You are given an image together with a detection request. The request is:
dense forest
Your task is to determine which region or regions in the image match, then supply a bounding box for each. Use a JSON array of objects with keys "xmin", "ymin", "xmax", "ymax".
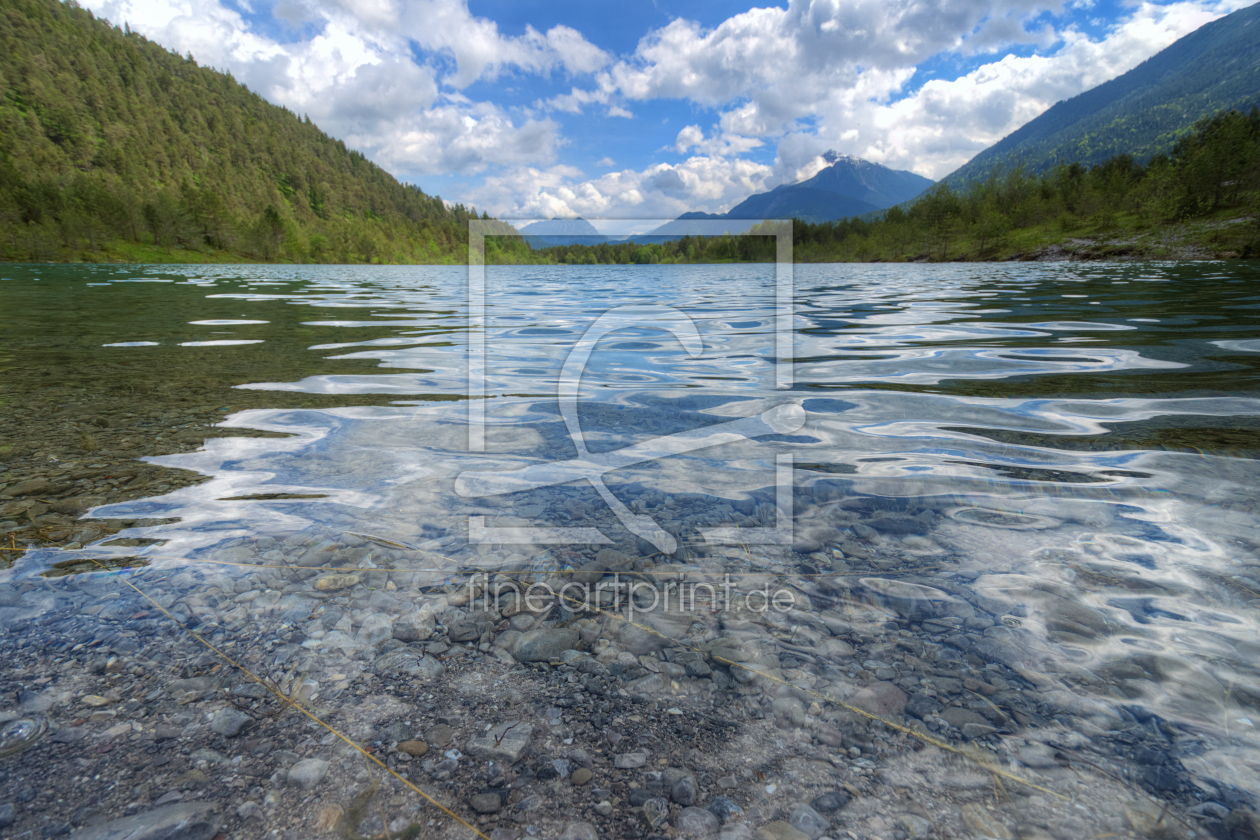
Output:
[
  {"xmin": 521, "ymin": 108, "xmax": 1260, "ymax": 265},
  {"xmin": 0, "ymin": 0, "xmax": 532, "ymax": 264}
]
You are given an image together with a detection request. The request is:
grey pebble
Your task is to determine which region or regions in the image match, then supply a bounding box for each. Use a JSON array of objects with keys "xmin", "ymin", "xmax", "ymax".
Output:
[
  {"xmin": 467, "ymin": 722, "xmax": 534, "ymax": 764},
  {"xmin": 393, "ymin": 611, "xmax": 435, "ymax": 642},
  {"xmin": 514, "ymin": 628, "xmax": 580, "ymax": 663},
  {"xmin": 469, "ymin": 793, "xmax": 503, "ymax": 814},
  {"xmin": 677, "ymin": 806, "xmax": 720, "ymax": 837},
  {"xmin": 896, "ymin": 814, "xmax": 933, "ymax": 838},
  {"xmin": 707, "ymin": 797, "xmax": 744, "ymax": 821},
  {"xmin": 788, "ymin": 803, "xmax": 830, "ymax": 840},
  {"xmin": 809, "ymin": 791, "xmax": 850, "ymax": 813},
  {"xmin": 209, "ymin": 708, "xmax": 252, "ymax": 737},
  {"xmin": 558, "ymin": 822, "xmax": 600, "ymax": 840},
  {"xmin": 673, "ymin": 773, "xmax": 698, "ymax": 806},
  {"xmin": 70, "ymin": 802, "xmax": 220, "ymax": 840},
  {"xmin": 287, "ymin": 758, "xmax": 329, "ymax": 790}
]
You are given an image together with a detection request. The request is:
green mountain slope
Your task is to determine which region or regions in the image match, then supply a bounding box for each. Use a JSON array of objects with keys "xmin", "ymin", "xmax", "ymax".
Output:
[
  {"xmin": 0, "ymin": 0, "xmax": 522, "ymax": 263},
  {"xmin": 946, "ymin": 1, "xmax": 1260, "ymax": 185}
]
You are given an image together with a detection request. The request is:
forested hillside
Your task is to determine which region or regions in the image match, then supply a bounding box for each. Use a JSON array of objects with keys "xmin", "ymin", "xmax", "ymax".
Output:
[
  {"xmin": 0, "ymin": 0, "xmax": 529, "ymax": 263},
  {"xmin": 946, "ymin": 1, "xmax": 1260, "ymax": 185}
]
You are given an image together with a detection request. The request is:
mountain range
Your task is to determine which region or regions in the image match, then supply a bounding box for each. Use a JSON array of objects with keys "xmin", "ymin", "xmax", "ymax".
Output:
[
  {"xmin": 516, "ymin": 153, "xmax": 935, "ymax": 248},
  {"xmin": 725, "ymin": 152, "xmax": 934, "ymax": 221},
  {"xmin": 945, "ymin": 1, "xmax": 1260, "ymax": 185},
  {"xmin": 517, "ymin": 218, "xmax": 609, "ymax": 247},
  {"xmin": 624, "ymin": 2, "xmax": 1260, "ymax": 240},
  {"xmin": 623, "ymin": 153, "xmax": 934, "ymax": 244}
]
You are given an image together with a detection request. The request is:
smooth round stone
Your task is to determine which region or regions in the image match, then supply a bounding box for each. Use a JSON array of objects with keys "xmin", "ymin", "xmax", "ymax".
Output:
[
  {"xmin": 399, "ymin": 740, "xmax": 429, "ymax": 757},
  {"xmin": 313, "ymin": 574, "xmax": 360, "ymax": 592},
  {"xmin": 572, "ymin": 767, "xmax": 593, "ymax": 785},
  {"xmin": 848, "ymin": 679, "xmax": 908, "ymax": 717},
  {"xmin": 425, "ymin": 724, "xmax": 455, "ymax": 747},
  {"xmin": 810, "ymin": 791, "xmax": 851, "ymax": 813},
  {"xmin": 858, "ymin": 577, "xmax": 956, "ymax": 619},
  {"xmin": 677, "ymin": 806, "xmax": 720, "ymax": 836},
  {"xmin": 558, "ymin": 822, "xmax": 599, "ymax": 840},
  {"xmin": 469, "ymin": 793, "xmax": 502, "ymax": 814},
  {"xmin": 514, "ymin": 628, "xmax": 580, "ymax": 663},
  {"xmin": 287, "ymin": 758, "xmax": 329, "ymax": 790}
]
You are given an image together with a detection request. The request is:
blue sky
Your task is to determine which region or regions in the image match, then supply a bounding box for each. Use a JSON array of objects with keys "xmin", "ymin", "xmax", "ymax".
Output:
[{"xmin": 84, "ymin": 0, "xmax": 1247, "ymax": 222}]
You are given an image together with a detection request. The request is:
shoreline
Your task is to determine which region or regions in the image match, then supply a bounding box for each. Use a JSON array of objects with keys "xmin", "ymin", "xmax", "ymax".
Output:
[{"xmin": 2, "ymin": 215, "xmax": 1255, "ymax": 267}]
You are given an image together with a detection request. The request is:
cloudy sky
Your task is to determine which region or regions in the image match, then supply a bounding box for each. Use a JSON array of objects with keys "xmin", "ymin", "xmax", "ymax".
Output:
[{"xmin": 84, "ymin": 0, "xmax": 1248, "ymax": 221}]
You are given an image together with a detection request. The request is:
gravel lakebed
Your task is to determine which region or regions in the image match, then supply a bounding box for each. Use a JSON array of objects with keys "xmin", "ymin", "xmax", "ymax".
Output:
[{"xmin": 2, "ymin": 497, "xmax": 1258, "ymax": 840}]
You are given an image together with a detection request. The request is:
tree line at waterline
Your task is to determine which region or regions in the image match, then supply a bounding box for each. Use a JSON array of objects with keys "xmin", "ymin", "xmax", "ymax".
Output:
[{"xmin": 521, "ymin": 108, "xmax": 1260, "ymax": 265}]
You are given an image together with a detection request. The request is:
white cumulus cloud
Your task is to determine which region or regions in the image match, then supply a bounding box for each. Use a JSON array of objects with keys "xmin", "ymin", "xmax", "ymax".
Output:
[
  {"xmin": 80, "ymin": 0, "xmax": 1255, "ymax": 215},
  {"xmin": 467, "ymin": 156, "xmax": 777, "ymax": 221}
]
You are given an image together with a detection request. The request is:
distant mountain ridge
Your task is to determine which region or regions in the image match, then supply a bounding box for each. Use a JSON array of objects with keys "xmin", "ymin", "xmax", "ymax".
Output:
[
  {"xmin": 725, "ymin": 152, "xmax": 933, "ymax": 221},
  {"xmin": 631, "ymin": 153, "xmax": 934, "ymax": 242},
  {"xmin": 946, "ymin": 1, "xmax": 1260, "ymax": 185},
  {"xmin": 517, "ymin": 217, "xmax": 611, "ymax": 248}
]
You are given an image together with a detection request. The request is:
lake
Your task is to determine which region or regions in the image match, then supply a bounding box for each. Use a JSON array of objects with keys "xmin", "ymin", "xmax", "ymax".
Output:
[{"xmin": 2, "ymin": 261, "xmax": 1260, "ymax": 839}]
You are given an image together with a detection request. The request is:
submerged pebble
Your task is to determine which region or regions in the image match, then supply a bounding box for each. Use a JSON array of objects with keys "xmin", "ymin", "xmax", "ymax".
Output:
[{"xmin": 0, "ymin": 715, "xmax": 48, "ymax": 757}]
